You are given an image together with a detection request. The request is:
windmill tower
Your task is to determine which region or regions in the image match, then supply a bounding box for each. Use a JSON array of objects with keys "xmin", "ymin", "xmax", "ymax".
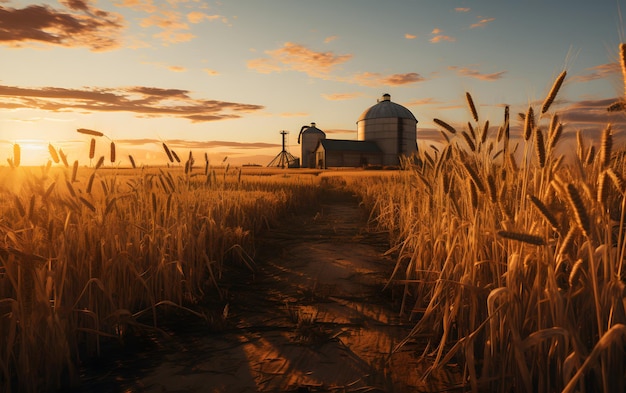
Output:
[{"xmin": 267, "ymin": 130, "xmax": 297, "ymax": 168}]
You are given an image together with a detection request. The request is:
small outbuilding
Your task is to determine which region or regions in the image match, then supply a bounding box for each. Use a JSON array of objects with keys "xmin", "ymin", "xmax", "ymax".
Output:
[
  {"xmin": 314, "ymin": 139, "xmax": 382, "ymax": 169},
  {"xmin": 297, "ymin": 122, "xmax": 326, "ymax": 168}
]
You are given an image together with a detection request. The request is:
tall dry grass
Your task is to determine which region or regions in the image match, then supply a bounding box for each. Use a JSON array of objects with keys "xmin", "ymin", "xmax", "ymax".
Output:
[
  {"xmin": 347, "ymin": 72, "xmax": 626, "ymax": 391},
  {"xmin": 0, "ymin": 160, "xmax": 321, "ymax": 392}
]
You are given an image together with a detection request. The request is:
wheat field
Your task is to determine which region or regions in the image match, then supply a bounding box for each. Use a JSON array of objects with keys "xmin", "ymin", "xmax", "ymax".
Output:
[
  {"xmin": 1, "ymin": 56, "xmax": 626, "ymax": 393},
  {"xmin": 0, "ymin": 158, "xmax": 321, "ymax": 392},
  {"xmin": 344, "ymin": 74, "xmax": 626, "ymax": 391}
]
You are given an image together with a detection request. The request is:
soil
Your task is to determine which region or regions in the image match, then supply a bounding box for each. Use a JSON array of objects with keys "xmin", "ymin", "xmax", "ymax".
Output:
[{"xmin": 77, "ymin": 186, "xmax": 460, "ymax": 392}]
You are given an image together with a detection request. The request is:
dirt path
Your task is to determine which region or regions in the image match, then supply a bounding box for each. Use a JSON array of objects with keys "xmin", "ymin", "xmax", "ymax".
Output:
[{"xmin": 78, "ymin": 187, "xmax": 455, "ymax": 392}]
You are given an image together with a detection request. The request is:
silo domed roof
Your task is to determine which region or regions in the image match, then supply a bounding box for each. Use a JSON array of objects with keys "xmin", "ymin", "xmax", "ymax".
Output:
[
  {"xmin": 298, "ymin": 122, "xmax": 325, "ymax": 144},
  {"xmin": 357, "ymin": 93, "xmax": 417, "ymax": 122},
  {"xmin": 302, "ymin": 122, "xmax": 325, "ymax": 135}
]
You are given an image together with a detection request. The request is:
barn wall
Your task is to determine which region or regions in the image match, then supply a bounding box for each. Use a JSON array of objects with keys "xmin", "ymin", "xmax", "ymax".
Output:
[{"xmin": 324, "ymin": 151, "xmax": 382, "ymax": 168}]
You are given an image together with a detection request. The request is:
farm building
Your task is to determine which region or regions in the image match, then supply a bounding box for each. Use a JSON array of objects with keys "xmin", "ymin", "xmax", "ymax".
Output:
[
  {"xmin": 297, "ymin": 122, "xmax": 325, "ymax": 168},
  {"xmin": 314, "ymin": 139, "xmax": 383, "ymax": 168},
  {"xmin": 301, "ymin": 94, "xmax": 418, "ymax": 169}
]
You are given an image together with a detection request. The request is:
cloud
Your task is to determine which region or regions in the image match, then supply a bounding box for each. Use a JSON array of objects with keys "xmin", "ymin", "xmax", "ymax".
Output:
[
  {"xmin": 449, "ymin": 66, "xmax": 505, "ymax": 81},
  {"xmin": 203, "ymin": 68, "xmax": 219, "ymax": 76},
  {"xmin": 405, "ymin": 33, "xmax": 417, "ymax": 40},
  {"xmin": 278, "ymin": 112, "xmax": 309, "ymax": 118},
  {"xmin": 455, "ymin": 7, "xmax": 471, "ymax": 12},
  {"xmin": 353, "ymin": 72, "xmax": 425, "ymax": 86},
  {"xmin": 405, "ymin": 97, "xmax": 442, "ymax": 106},
  {"xmin": 247, "ymin": 42, "xmax": 352, "ymax": 77},
  {"xmin": 470, "ymin": 17, "xmax": 495, "ymax": 29},
  {"xmin": 321, "ymin": 92, "xmax": 364, "ymax": 101},
  {"xmin": 572, "ymin": 62, "xmax": 620, "ymax": 82},
  {"xmin": 140, "ymin": 10, "xmax": 195, "ymax": 44},
  {"xmin": 324, "ymin": 35, "xmax": 338, "ymax": 43},
  {"xmin": 0, "ymin": 2, "xmax": 123, "ymax": 51},
  {"xmin": 117, "ymin": 138, "xmax": 280, "ymax": 150},
  {"xmin": 114, "ymin": 0, "xmax": 157, "ymax": 13},
  {"xmin": 430, "ymin": 28, "xmax": 455, "ymax": 43},
  {"xmin": 168, "ymin": 65, "xmax": 186, "ymax": 72},
  {"xmin": 187, "ymin": 11, "xmax": 221, "ymax": 24},
  {"xmin": 0, "ymin": 84, "xmax": 264, "ymax": 123}
]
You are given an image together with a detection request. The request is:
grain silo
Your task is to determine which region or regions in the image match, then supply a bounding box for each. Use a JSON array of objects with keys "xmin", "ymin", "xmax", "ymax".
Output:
[
  {"xmin": 297, "ymin": 122, "xmax": 326, "ymax": 168},
  {"xmin": 356, "ymin": 93, "xmax": 418, "ymax": 166}
]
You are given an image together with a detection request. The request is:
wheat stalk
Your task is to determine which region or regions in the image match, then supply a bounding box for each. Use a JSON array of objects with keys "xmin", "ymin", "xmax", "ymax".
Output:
[
  {"xmin": 541, "ymin": 70, "xmax": 566, "ymax": 114},
  {"xmin": 71, "ymin": 160, "xmax": 79, "ymax": 183},
  {"xmin": 110, "ymin": 142, "xmax": 116, "ymax": 163},
  {"xmin": 523, "ymin": 106, "xmax": 535, "ymax": 141},
  {"xmin": 95, "ymin": 156, "xmax": 105, "ymax": 169},
  {"xmin": 48, "ymin": 143, "xmax": 60, "ymax": 163},
  {"xmin": 77, "ymin": 128, "xmax": 104, "ymax": 137},
  {"xmin": 13, "ymin": 143, "xmax": 20, "ymax": 167},
  {"xmin": 566, "ymin": 183, "xmax": 590, "ymax": 236},
  {"xmin": 434, "ymin": 118, "xmax": 457, "ymax": 134},
  {"xmin": 599, "ymin": 124, "xmax": 612, "ymax": 168},
  {"xmin": 466, "ymin": 92, "xmax": 479, "ymax": 122},
  {"xmin": 85, "ymin": 139, "xmax": 95, "ymax": 161},
  {"xmin": 461, "ymin": 131, "xmax": 476, "ymax": 152},
  {"xmin": 535, "ymin": 128, "xmax": 546, "ymax": 168},
  {"xmin": 163, "ymin": 142, "xmax": 174, "ymax": 162},
  {"xmin": 498, "ymin": 230, "xmax": 545, "ymax": 246}
]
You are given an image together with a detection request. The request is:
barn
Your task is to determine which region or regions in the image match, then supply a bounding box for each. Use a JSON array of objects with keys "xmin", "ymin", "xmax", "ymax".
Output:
[
  {"xmin": 314, "ymin": 139, "xmax": 382, "ymax": 168},
  {"xmin": 303, "ymin": 94, "xmax": 418, "ymax": 169}
]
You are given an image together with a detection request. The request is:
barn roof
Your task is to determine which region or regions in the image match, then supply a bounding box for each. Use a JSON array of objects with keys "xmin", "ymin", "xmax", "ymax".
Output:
[{"xmin": 318, "ymin": 139, "xmax": 382, "ymax": 153}]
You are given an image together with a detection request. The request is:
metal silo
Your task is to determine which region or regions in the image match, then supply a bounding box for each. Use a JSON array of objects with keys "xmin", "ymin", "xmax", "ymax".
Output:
[
  {"xmin": 356, "ymin": 93, "xmax": 418, "ymax": 166},
  {"xmin": 297, "ymin": 122, "xmax": 326, "ymax": 168}
]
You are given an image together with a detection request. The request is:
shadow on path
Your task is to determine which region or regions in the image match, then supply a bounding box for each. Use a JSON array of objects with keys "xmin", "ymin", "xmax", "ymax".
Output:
[{"xmin": 77, "ymin": 186, "xmax": 458, "ymax": 392}]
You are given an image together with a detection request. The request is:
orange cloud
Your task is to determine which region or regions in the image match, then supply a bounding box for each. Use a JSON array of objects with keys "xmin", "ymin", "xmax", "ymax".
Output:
[
  {"xmin": 470, "ymin": 17, "xmax": 495, "ymax": 28},
  {"xmin": 449, "ymin": 66, "xmax": 505, "ymax": 81},
  {"xmin": 0, "ymin": 84, "xmax": 264, "ymax": 122},
  {"xmin": 117, "ymin": 138, "xmax": 280, "ymax": 150},
  {"xmin": 324, "ymin": 35, "xmax": 338, "ymax": 43},
  {"xmin": 430, "ymin": 28, "xmax": 455, "ymax": 43},
  {"xmin": 455, "ymin": 7, "xmax": 471, "ymax": 12},
  {"xmin": 168, "ymin": 65, "xmax": 186, "ymax": 72},
  {"xmin": 114, "ymin": 0, "xmax": 157, "ymax": 13},
  {"xmin": 187, "ymin": 11, "xmax": 221, "ymax": 24},
  {"xmin": 573, "ymin": 62, "xmax": 620, "ymax": 82},
  {"xmin": 279, "ymin": 112, "xmax": 309, "ymax": 118},
  {"xmin": 353, "ymin": 72, "xmax": 425, "ymax": 86},
  {"xmin": 405, "ymin": 97, "xmax": 442, "ymax": 106},
  {"xmin": 141, "ymin": 10, "xmax": 195, "ymax": 44},
  {"xmin": 321, "ymin": 92, "xmax": 364, "ymax": 101},
  {"xmin": 0, "ymin": 1, "xmax": 123, "ymax": 51},
  {"xmin": 248, "ymin": 42, "xmax": 352, "ymax": 77},
  {"xmin": 203, "ymin": 68, "xmax": 219, "ymax": 76},
  {"xmin": 405, "ymin": 33, "xmax": 417, "ymax": 39}
]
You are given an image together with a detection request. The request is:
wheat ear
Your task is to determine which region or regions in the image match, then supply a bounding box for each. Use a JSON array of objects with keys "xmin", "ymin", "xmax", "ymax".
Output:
[{"xmin": 541, "ymin": 70, "xmax": 566, "ymax": 114}]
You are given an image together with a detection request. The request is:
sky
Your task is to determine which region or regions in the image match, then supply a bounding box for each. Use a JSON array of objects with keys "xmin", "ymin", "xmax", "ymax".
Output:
[{"xmin": 1, "ymin": 0, "xmax": 626, "ymax": 167}]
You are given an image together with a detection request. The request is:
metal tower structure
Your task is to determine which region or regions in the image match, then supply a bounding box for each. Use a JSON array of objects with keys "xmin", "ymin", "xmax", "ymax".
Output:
[{"xmin": 267, "ymin": 130, "xmax": 297, "ymax": 168}]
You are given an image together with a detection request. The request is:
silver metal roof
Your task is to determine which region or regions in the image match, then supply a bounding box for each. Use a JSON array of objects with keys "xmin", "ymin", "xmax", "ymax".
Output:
[{"xmin": 357, "ymin": 94, "xmax": 417, "ymax": 122}]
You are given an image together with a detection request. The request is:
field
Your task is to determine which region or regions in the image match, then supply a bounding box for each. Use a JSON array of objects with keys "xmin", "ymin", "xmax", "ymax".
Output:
[{"xmin": 1, "ymin": 71, "xmax": 626, "ymax": 392}]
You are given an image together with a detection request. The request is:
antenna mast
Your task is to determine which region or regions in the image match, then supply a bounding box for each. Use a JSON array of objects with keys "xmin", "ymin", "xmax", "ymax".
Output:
[{"xmin": 267, "ymin": 130, "xmax": 297, "ymax": 168}]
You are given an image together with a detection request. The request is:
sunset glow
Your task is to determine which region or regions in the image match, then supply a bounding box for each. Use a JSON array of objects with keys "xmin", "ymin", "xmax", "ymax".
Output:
[{"xmin": 1, "ymin": 1, "xmax": 625, "ymax": 166}]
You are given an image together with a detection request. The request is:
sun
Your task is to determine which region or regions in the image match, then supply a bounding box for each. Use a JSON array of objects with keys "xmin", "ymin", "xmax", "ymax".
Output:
[{"xmin": 12, "ymin": 140, "xmax": 48, "ymax": 167}]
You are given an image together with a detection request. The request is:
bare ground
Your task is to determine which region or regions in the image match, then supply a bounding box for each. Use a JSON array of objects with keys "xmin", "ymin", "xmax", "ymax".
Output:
[{"xmin": 77, "ymin": 187, "xmax": 460, "ymax": 392}]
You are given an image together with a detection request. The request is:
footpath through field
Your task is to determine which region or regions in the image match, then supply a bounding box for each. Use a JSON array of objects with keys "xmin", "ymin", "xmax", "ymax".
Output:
[{"xmin": 79, "ymin": 185, "xmax": 458, "ymax": 392}]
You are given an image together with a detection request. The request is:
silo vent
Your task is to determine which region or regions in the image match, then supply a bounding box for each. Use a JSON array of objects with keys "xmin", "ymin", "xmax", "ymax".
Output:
[
  {"xmin": 382, "ymin": 93, "xmax": 391, "ymax": 101},
  {"xmin": 311, "ymin": 122, "xmax": 316, "ymax": 127}
]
